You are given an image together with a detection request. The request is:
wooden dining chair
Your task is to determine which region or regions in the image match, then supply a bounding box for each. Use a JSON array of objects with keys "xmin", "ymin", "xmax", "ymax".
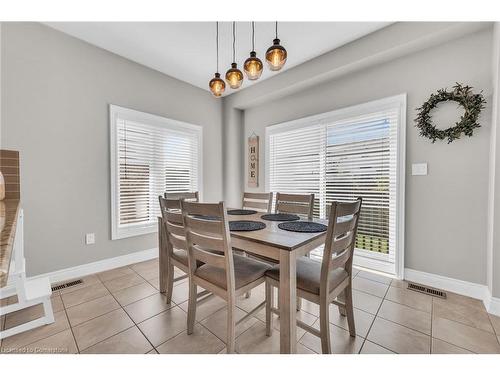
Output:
[
  {"xmin": 181, "ymin": 201, "xmax": 271, "ymax": 353},
  {"xmin": 158, "ymin": 196, "xmax": 210, "ymax": 304},
  {"xmin": 165, "ymin": 191, "xmax": 199, "ymax": 202},
  {"xmin": 265, "ymin": 198, "xmax": 362, "ymax": 354},
  {"xmin": 242, "ymin": 192, "xmax": 273, "ymax": 213},
  {"xmin": 275, "ymin": 192, "xmax": 315, "ymax": 220}
]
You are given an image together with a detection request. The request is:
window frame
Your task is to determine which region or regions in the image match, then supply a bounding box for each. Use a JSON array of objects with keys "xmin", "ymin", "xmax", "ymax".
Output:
[
  {"xmin": 265, "ymin": 95, "xmax": 406, "ymax": 278},
  {"xmin": 110, "ymin": 104, "xmax": 203, "ymax": 240}
]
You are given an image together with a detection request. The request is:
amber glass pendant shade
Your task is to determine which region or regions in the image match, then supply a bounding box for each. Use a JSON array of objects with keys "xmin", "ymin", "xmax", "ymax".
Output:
[
  {"xmin": 225, "ymin": 63, "xmax": 244, "ymax": 89},
  {"xmin": 244, "ymin": 51, "xmax": 263, "ymax": 80},
  {"xmin": 209, "ymin": 73, "xmax": 225, "ymax": 97},
  {"xmin": 266, "ymin": 38, "xmax": 287, "ymax": 71}
]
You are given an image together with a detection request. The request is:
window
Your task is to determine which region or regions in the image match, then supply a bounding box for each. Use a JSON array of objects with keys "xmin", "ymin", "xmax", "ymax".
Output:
[
  {"xmin": 110, "ymin": 105, "xmax": 202, "ymax": 239},
  {"xmin": 266, "ymin": 95, "xmax": 405, "ymax": 276}
]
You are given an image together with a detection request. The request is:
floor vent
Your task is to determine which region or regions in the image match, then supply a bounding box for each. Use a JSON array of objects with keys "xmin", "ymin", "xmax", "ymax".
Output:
[
  {"xmin": 51, "ymin": 279, "xmax": 83, "ymax": 292},
  {"xmin": 407, "ymin": 282, "xmax": 446, "ymax": 299}
]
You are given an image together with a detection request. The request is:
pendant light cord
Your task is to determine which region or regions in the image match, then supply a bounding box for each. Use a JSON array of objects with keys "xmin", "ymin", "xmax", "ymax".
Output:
[
  {"xmin": 275, "ymin": 21, "xmax": 278, "ymax": 39},
  {"xmin": 232, "ymin": 21, "xmax": 236, "ymax": 63},
  {"xmin": 216, "ymin": 21, "xmax": 219, "ymax": 73},
  {"xmin": 252, "ymin": 21, "xmax": 255, "ymax": 51}
]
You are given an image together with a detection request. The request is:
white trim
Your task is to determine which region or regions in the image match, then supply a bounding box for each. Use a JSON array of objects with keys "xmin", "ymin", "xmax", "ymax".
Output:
[
  {"xmin": 29, "ymin": 248, "xmax": 158, "ymax": 285},
  {"xmin": 405, "ymin": 268, "xmax": 500, "ymax": 316},
  {"xmin": 109, "ymin": 104, "xmax": 203, "ymax": 240},
  {"xmin": 265, "ymin": 95, "xmax": 406, "ymax": 278}
]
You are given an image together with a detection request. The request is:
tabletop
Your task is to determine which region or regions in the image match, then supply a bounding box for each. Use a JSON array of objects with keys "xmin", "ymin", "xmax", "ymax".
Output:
[{"xmin": 227, "ymin": 211, "xmax": 328, "ymax": 251}]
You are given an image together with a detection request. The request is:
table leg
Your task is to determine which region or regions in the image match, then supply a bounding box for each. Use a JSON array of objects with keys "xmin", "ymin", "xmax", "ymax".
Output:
[
  {"xmin": 279, "ymin": 250, "xmax": 297, "ymax": 354},
  {"xmin": 158, "ymin": 218, "xmax": 166, "ymax": 293}
]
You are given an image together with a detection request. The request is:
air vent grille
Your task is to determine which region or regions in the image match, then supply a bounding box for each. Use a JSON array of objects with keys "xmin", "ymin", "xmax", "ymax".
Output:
[
  {"xmin": 407, "ymin": 282, "xmax": 446, "ymax": 299},
  {"xmin": 51, "ymin": 279, "xmax": 83, "ymax": 292}
]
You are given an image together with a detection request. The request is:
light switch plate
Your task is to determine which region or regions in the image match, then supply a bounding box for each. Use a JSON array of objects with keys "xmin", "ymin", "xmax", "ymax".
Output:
[
  {"xmin": 85, "ymin": 233, "xmax": 95, "ymax": 245},
  {"xmin": 412, "ymin": 163, "xmax": 428, "ymax": 176}
]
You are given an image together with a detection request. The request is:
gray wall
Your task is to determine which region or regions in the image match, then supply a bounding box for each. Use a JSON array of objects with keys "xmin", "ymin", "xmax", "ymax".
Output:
[
  {"xmin": 240, "ymin": 29, "xmax": 493, "ymax": 285},
  {"xmin": 1, "ymin": 23, "xmax": 223, "ymax": 276}
]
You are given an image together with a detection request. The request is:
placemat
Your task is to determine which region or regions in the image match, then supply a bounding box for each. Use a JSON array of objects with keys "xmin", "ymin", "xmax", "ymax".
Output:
[
  {"xmin": 278, "ymin": 221, "xmax": 328, "ymax": 233},
  {"xmin": 260, "ymin": 213, "xmax": 300, "ymax": 222},
  {"xmin": 227, "ymin": 209, "xmax": 258, "ymax": 215},
  {"xmin": 229, "ymin": 220, "xmax": 266, "ymax": 231},
  {"xmin": 192, "ymin": 215, "xmax": 219, "ymax": 221}
]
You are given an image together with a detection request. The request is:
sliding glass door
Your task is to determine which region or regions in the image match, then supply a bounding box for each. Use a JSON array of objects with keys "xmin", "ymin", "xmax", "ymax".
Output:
[{"xmin": 266, "ymin": 95, "xmax": 406, "ymax": 277}]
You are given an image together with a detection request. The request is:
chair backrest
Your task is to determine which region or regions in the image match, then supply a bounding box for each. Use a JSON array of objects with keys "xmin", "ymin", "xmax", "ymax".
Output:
[
  {"xmin": 275, "ymin": 192, "xmax": 315, "ymax": 220},
  {"xmin": 181, "ymin": 201, "xmax": 235, "ymax": 293},
  {"xmin": 242, "ymin": 192, "xmax": 273, "ymax": 213},
  {"xmin": 158, "ymin": 196, "xmax": 186, "ymax": 256},
  {"xmin": 165, "ymin": 191, "xmax": 199, "ymax": 202},
  {"xmin": 320, "ymin": 198, "xmax": 362, "ymax": 297}
]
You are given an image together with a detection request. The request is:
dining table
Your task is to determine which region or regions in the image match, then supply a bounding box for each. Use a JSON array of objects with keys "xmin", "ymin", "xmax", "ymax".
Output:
[{"xmin": 158, "ymin": 209, "xmax": 328, "ymax": 354}]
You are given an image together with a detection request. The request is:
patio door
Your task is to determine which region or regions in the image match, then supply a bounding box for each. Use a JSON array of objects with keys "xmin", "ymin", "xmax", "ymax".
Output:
[{"xmin": 266, "ymin": 95, "xmax": 406, "ymax": 278}]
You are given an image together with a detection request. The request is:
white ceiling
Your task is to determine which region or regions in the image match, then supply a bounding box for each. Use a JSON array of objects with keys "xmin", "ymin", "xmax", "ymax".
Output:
[{"xmin": 45, "ymin": 22, "xmax": 390, "ymax": 95}]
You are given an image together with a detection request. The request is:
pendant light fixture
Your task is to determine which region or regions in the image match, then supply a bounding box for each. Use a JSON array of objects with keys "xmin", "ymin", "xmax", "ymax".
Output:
[
  {"xmin": 244, "ymin": 22, "xmax": 263, "ymax": 80},
  {"xmin": 225, "ymin": 22, "xmax": 244, "ymax": 89},
  {"xmin": 266, "ymin": 21, "xmax": 287, "ymax": 71},
  {"xmin": 209, "ymin": 22, "xmax": 226, "ymax": 97}
]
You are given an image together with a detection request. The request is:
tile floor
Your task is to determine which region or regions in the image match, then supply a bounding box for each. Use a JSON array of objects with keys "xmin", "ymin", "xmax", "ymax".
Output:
[{"xmin": 1, "ymin": 259, "xmax": 500, "ymax": 354}]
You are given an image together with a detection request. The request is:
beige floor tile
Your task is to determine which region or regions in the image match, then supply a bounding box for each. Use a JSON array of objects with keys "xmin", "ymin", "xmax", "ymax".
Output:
[
  {"xmin": 156, "ymin": 324, "xmax": 225, "ymax": 354},
  {"xmin": 97, "ymin": 266, "xmax": 136, "ymax": 282},
  {"xmin": 235, "ymin": 283, "xmax": 266, "ymax": 313},
  {"xmin": 360, "ymin": 340, "xmax": 394, "ymax": 354},
  {"xmin": 138, "ymin": 306, "xmax": 187, "ymax": 347},
  {"xmin": 170, "ymin": 280, "xmax": 203, "ymax": 304},
  {"xmin": 147, "ymin": 349, "xmax": 158, "ymax": 354},
  {"xmin": 300, "ymin": 299, "xmax": 319, "ymax": 316},
  {"xmin": 235, "ymin": 321, "xmax": 313, "ymax": 354},
  {"xmin": 267, "ymin": 309, "xmax": 317, "ymax": 341},
  {"xmin": 147, "ymin": 277, "xmax": 160, "ymax": 290},
  {"xmin": 1, "ymin": 310, "xmax": 70, "ymax": 350},
  {"xmin": 433, "ymin": 297, "xmax": 494, "ymax": 333},
  {"xmin": 82, "ymin": 326, "xmax": 152, "ymax": 354},
  {"xmin": 444, "ymin": 291, "xmax": 485, "ymax": 311},
  {"xmin": 131, "ymin": 259, "xmax": 159, "ymax": 280},
  {"xmin": 328, "ymin": 306, "xmax": 375, "ymax": 338},
  {"xmin": 4, "ymin": 303, "xmax": 45, "ymax": 329},
  {"xmin": 432, "ymin": 316, "xmax": 500, "ymax": 354},
  {"xmin": 356, "ymin": 270, "xmax": 392, "ymax": 285},
  {"xmin": 124, "ymin": 293, "xmax": 173, "ymax": 324},
  {"xmin": 58, "ymin": 275, "xmax": 102, "ymax": 295},
  {"xmin": 16, "ymin": 330, "xmax": 78, "ymax": 354},
  {"xmin": 431, "ymin": 338, "xmax": 473, "ymax": 354},
  {"xmin": 384, "ymin": 286, "xmax": 432, "ymax": 313},
  {"xmin": 103, "ymin": 273, "xmax": 145, "ymax": 293},
  {"xmin": 367, "ymin": 317, "xmax": 430, "ymax": 354},
  {"xmin": 352, "ymin": 289, "xmax": 383, "ymax": 315},
  {"xmin": 112, "ymin": 283, "xmax": 157, "ymax": 306},
  {"xmin": 390, "ymin": 279, "xmax": 407, "ymax": 289},
  {"xmin": 66, "ymin": 294, "xmax": 120, "ymax": 327},
  {"xmin": 51, "ymin": 295, "xmax": 64, "ymax": 313},
  {"xmin": 490, "ymin": 314, "xmax": 500, "ymax": 335},
  {"xmin": 378, "ymin": 300, "xmax": 431, "ymax": 335},
  {"xmin": 61, "ymin": 282, "xmax": 109, "ymax": 308},
  {"xmin": 72, "ymin": 308, "xmax": 134, "ymax": 350},
  {"xmin": 200, "ymin": 306, "xmax": 258, "ymax": 342},
  {"xmin": 299, "ymin": 322, "xmax": 364, "ymax": 354},
  {"xmin": 352, "ymin": 276, "xmax": 389, "ymax": 298},
  {"xmin": 179, "ymin": 295, "xmax": 227, "ymax": 321}
]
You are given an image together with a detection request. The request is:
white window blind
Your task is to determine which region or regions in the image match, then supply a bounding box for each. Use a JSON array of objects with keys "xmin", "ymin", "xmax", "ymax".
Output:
[
  {"xmin": 110, "ymin": 105, "xmax": 202, "ymax": 239},
  {"xmin": 266, "ymin": 96, "xmax": 405, "ymax": 275}
]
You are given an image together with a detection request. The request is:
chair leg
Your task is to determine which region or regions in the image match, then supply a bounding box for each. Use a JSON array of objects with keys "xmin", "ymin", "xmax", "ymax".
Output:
[
  {"xmin": 165, "ymin": 264, "xmax": 174, "ymax": 305},
  {"xmin": 319, "ymin": 299, "xmax": 331, "ymax": 354},
  {"xmin": 265, "ymin": 281, "xmax": 273, "ymax": 336},
  {"xmin": 337, "ymin": 290, "xmax": 346, "ymax": 316},
  {"xmin": 187, "ymin": 280, "xmax": 197, "ymax": 335},
  {"xmin": 344, "ymin": 286, "xmax": 356, "ymax": 337},
  {"xmin": 226, "ymin": 299, "xmax": 236, "ymax": 353},
  {"xmin": 296, "ymin": 297, "xmax": 302, "ymax": 311},
  {"xmin": 243, "ymin": 252, "xmax": 251, "ymax": 299}
]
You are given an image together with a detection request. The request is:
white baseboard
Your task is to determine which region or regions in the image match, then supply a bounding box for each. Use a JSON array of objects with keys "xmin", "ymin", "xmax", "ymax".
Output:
[
  {"xmin": 404, "ymin": 268, "xmax": 499, "ymax": 316},
  {"xmin": 29, "ymin": 248, "xmax": 158, "ymax": 285}
]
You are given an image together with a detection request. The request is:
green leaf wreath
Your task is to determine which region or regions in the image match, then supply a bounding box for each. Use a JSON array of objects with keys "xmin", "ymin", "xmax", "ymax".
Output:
[{"xmin": 415, "ymin": 83, "xmax": 486, "ymax": 143}]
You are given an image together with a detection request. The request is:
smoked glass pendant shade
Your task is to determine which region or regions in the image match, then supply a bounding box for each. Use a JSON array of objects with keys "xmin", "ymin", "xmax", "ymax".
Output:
[
  {"xmin": 209, "ymin": 73, "xmax": 225, "ymax": 97},
  {"xmin": 225, "ymin": 63, "xmax": 244, "ymax": 89},
  {"xmin": 244, "ymin": 51, "xmax": 263, "ymax": 80},
  {"xmin": 266, "ymin": 38, "xmax": 287, "ymax": 71}
]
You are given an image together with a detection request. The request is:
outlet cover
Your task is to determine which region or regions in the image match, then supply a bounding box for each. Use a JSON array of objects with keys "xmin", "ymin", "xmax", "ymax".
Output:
[
  {"xmin": 85, "ymin": 233, "xmax": 95, "ymax": 245},
  {"xmin": 412, "ymin": 163, "xmax": 428, "ymax": 176}
]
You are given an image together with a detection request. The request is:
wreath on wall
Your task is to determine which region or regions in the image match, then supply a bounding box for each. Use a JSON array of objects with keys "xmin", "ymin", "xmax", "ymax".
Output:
[{"xmin": 415, "ymin": 83, "xmax": 486, "ymax": 144}]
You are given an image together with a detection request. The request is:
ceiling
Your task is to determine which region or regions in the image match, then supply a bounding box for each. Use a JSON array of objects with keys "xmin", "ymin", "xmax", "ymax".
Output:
[{"xmin": 45, "ymin": 22, "xmax": 390, "ymax": 95}]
